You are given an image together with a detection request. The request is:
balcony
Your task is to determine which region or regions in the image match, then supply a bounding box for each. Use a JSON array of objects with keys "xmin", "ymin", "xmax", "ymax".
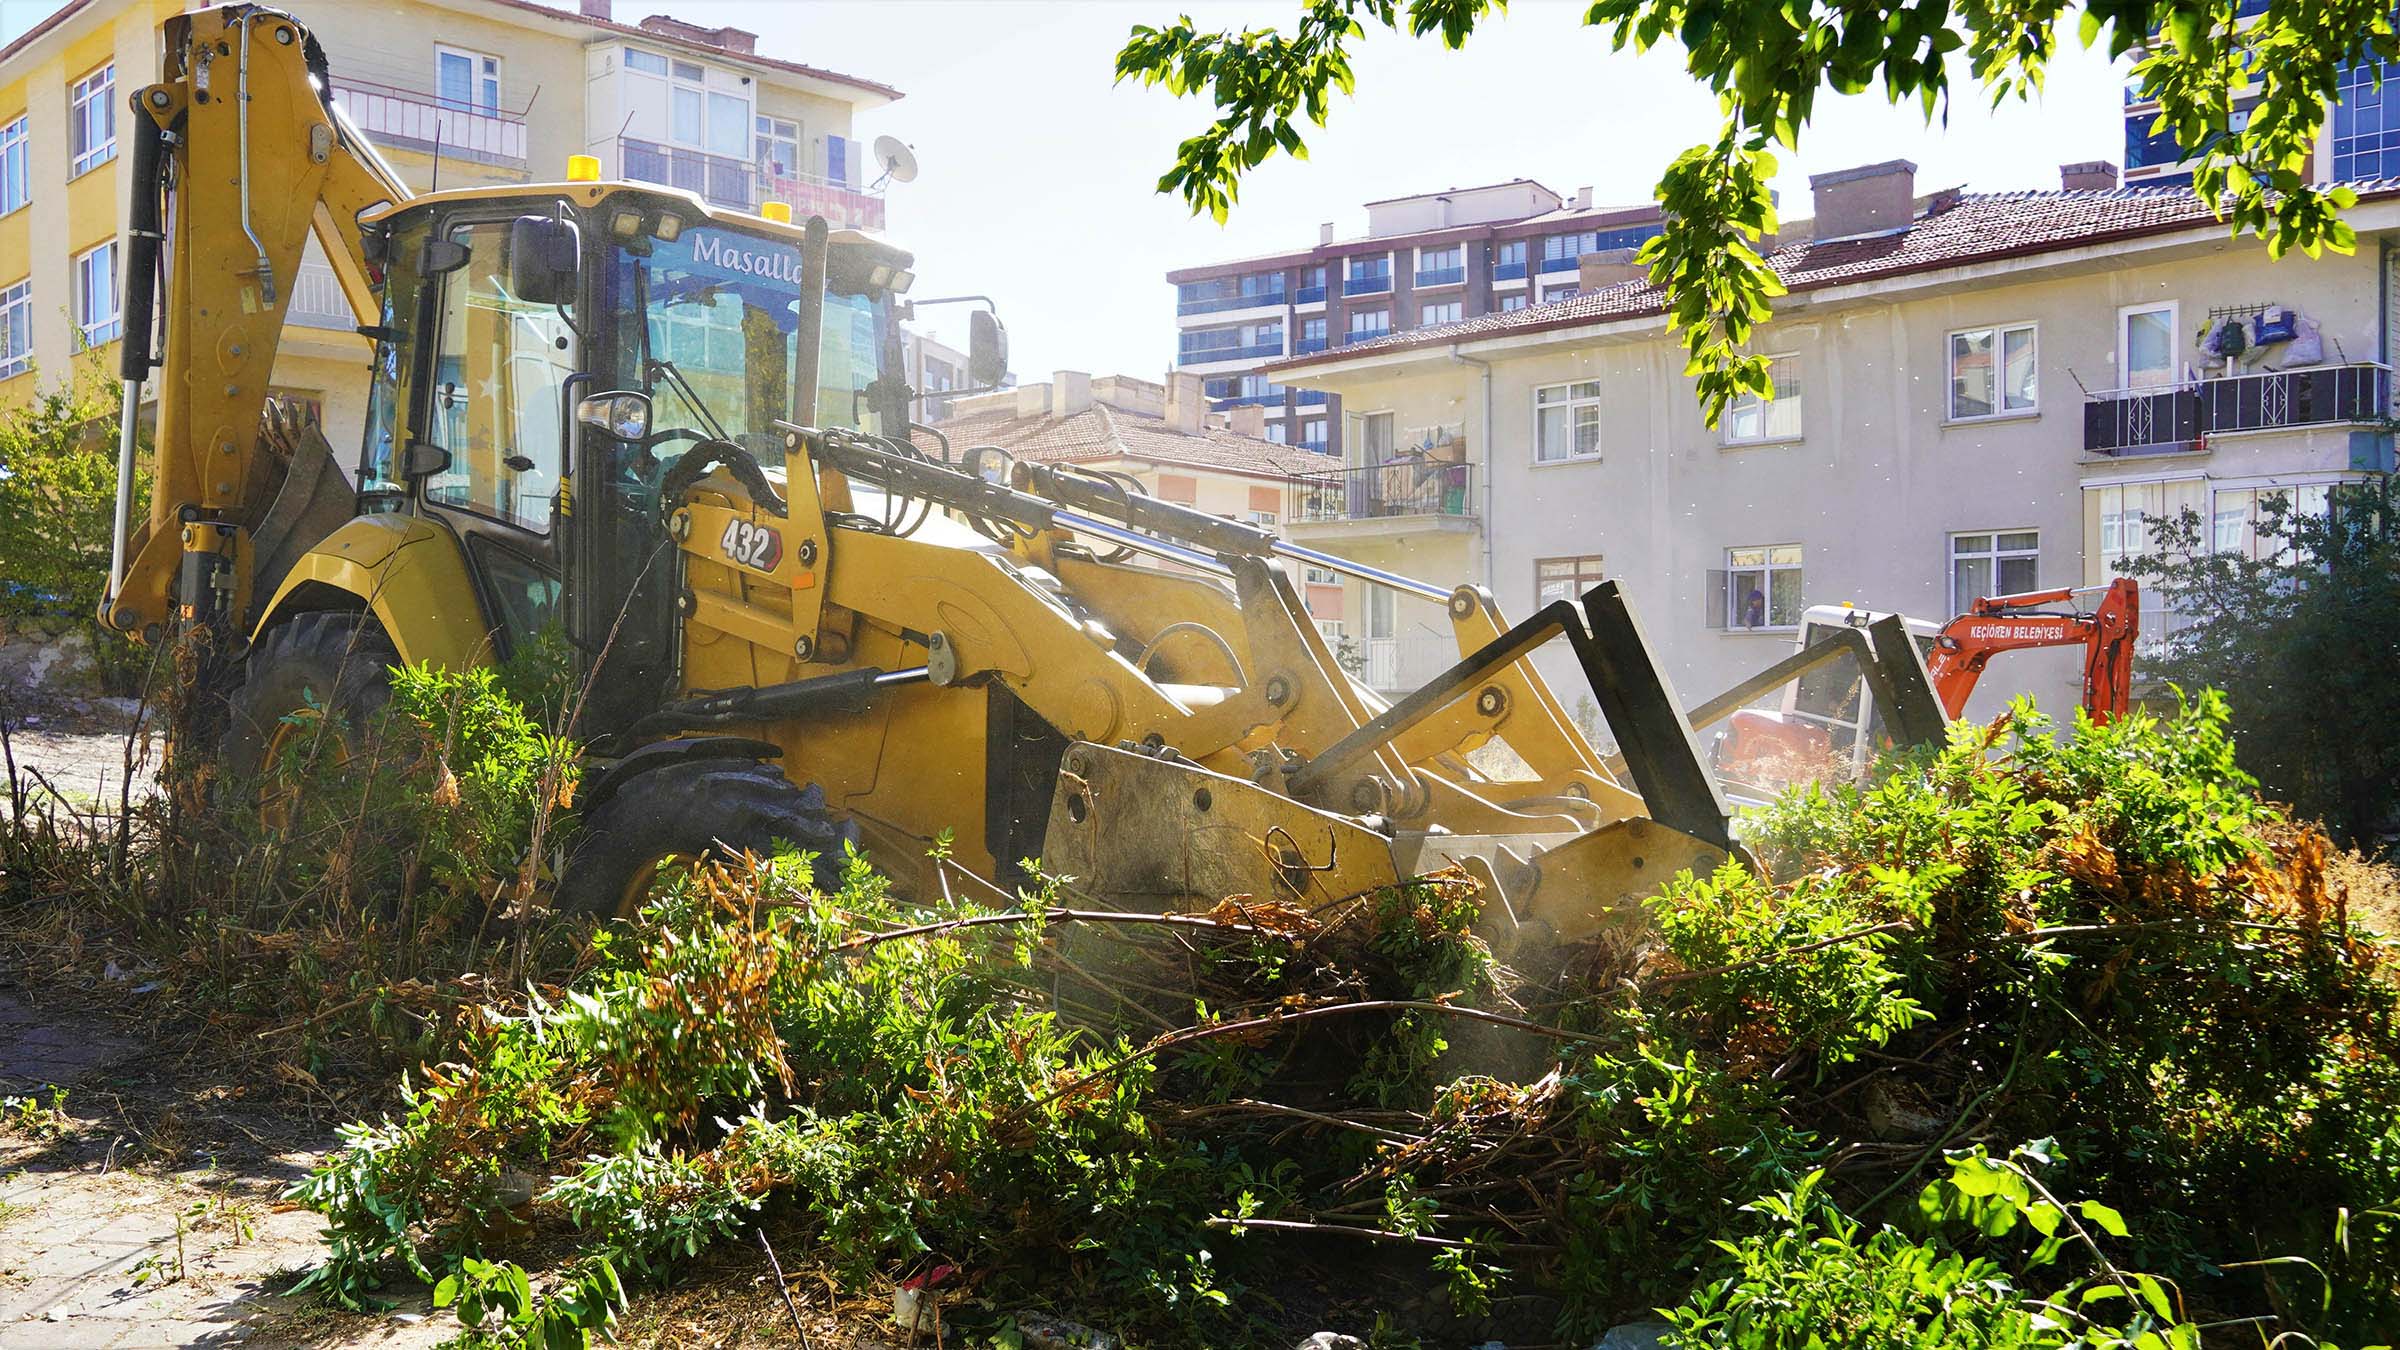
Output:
[
  {"xmin": 1177, "ymin": 341, "xmax": 1286, "ymax": 366},
  {"xmin": 1493, "ymin": 260, "xmax": 1528, "ymax": 282},
  {"xmin": 2082, "ymin": 363, "xmax": 2390, "ymax": 457},
  {"xmin": 286, "ymin": 259, "xmax": 360, "ymax": 332},
  {"xmin": 331, "ymin": 76, "xmax": 526, "ymax": 168},
  {"xmin": 1341, "ymin": 329, "xmax": 1388, "ymax": 346},
  {"xmin": 1212, "ymin": 392, "xmax": 1286, "ymax": 409},
  {"xmin": 615, "ymin": 137, "xmax": 886, "ymax": 231},
  {"xmin": 1342, "ymin": 274, "xmax": 1393, "ymax": 297},
  {"xmin": 1289, "ymin": 458, "xmax": 1474, "ymax": 523},
  {"xmin": 1350, "ymin": 634, "xmax": 1463, "ymax": 696},
  {"xmin": 1295, "ymin": 284, "xmax": 1328, "ymax": 305},
  {"xmin": 1177, "ymin": 288, "xmax": 1285, "ymax": 317},
  {"xmin": 1538, "ymin": 255, "xmax": 1580, "ymax": 274},
  {"xmin": 1294, "ymin": 336, "xmax": 1329, "ymax": 355},
  {"xmin": 1295, "ymin": 390, "xmax": 1329, "ymax": 406},
  {"xmin": 1413, "ymin": 266, "xmax": 1466, "ymax": 289}
]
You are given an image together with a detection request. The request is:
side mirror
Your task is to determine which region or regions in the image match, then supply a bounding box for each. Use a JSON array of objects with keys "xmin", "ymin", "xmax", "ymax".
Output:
[
  {"xmin": 968, "ymin": 310, "xmax": 1009, "ymax": 387},
  {"xmin": 961, "ymin": 443, "xmax": 1012, "ymax": 484},
  {"xmin": 577, "ymin": 391, "xmax": 651, "ymax": 443},
  {"xmin": 508, "ymin": 215, "xmax": 581, "ymax": 306}
]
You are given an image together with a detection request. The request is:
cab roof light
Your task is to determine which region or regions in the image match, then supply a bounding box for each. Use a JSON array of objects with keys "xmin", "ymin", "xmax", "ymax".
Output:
[
  {"xmin": 566, "ymin": 154, "xmax": 600, "ymax": 183},
  {"xmin": 761, "ymin": 201, "xmax": 792, "ymax": 223}
]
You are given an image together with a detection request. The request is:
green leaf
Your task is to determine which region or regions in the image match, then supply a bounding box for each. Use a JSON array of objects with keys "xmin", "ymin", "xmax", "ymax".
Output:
[{"xmin": 2079, "ymin": 1199, "xmax": 2130, "ymax": 1238}]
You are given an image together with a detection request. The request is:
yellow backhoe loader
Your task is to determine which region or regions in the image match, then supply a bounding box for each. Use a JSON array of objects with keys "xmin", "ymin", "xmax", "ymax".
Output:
[{"xmin": 105, "ymin": 3, "xmax": 1739, "ymax": 946}]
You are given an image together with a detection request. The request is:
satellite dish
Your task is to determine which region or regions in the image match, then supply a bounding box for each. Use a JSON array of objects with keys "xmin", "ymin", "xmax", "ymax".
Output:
[{"xmin": 872, "ymin": 135, "xmax": 919, "ymax": 186}]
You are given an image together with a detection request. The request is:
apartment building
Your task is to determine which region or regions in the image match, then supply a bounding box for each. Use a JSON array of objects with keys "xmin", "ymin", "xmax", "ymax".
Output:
[
  {"xmin": 2122, "ymin": 0, "xmax": 2399, "ymax": 186},
  {"xmin": 1165, "ymin": 180, "xmax": 1664, "ymax": 458},
  {"xmin": 1266, "ymin": 158, "xmax": 2399, "ymax": 722},
  {"xmin": 0, "ymin": 0, "xmax": 898, "ymax": 462},
  {"xmin": 930, "ymin": 371, "xmax": 1345, "ymax": 625}
]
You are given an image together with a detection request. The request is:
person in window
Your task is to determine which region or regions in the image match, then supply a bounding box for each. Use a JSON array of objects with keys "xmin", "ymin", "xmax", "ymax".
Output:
[{"xmin": 1744, "ymin": 588, "xmax": 1766, "ymax": 628}]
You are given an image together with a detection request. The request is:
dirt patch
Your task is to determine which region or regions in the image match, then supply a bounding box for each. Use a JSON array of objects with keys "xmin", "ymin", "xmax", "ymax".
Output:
[{"xmin": 0, "ymin": 696, "xmax": 157, "ymax": 811}]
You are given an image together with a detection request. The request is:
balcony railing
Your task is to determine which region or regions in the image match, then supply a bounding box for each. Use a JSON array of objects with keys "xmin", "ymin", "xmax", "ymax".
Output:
[
  {"xmin": 1212, "ymin": 392, "xmax": 1285, "ymax": 409},
  {"xmin": 331, "ymin": 76, "xmax": 526, "ymax": 168},
  {"xmin": 1538, "ymin": 255, "xmax": 1581, "ymax": 274},
  {"xmin": 1293, "ymin": 336, "xmax": 1329, "ymax": 354},
  {"xmin": 1177, "ymin": 289, "xmax": 1285, "ymax": 317},
  {"xmin": 1295, "ymin": 284, "xmax": 1328, "ymax": 305},
  {"xmin": 1342, "ymin": 329, "xmax": 1388, "ymax": 346},
  {"xmin": 1342, "ymin": 274, "xmax": 1393, "ymax": 296},
  {"xmin": 1289, "ymin": 458, "xmax": 1474, "ymax": 523},
  {"xmin": 1295, "ymin": 390, "xmax": 1329, "ymax": 406},
  {"xmin": 1348, "ymin": 634, "xmax": 1464, "ymax": 694},
  {"xmin": 1413, "ymin": 266, "xmax": 1465, "ymax": 288},
  {"xmin": 615, "ymin": 137, "xmax": 885, "ymax": 231},
  {"xmin": 1493, "ymin": 260, "xmax": 1528, "ymax": 282},
  {"xmin": 1177, "ymin": 341, "xmax": 1285, "ymax": 365},
  {"xmin": 286, "ymin": 259, "xmax": 359, "ymax": 332},
  {"xmin": 2082, "ymin": 362, "xmax": 2391, "ymax": 456}
]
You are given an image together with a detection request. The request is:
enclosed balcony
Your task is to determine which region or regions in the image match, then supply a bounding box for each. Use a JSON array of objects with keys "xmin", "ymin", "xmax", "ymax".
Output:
[
  {"xmin": 2082, "ymin": 363, "xmax": 2390, "ymax": 457},
  {"xmin": 1342, "ymin": 273, "xmax": 1393, "ymax": 297},
  {"xmin": 1413, "ymin": 266, "xmax": 1466, "ymax": 289},
  {"xmin": 1288, "ymin": 459, "xmax": 1474, "ymax": 525}
]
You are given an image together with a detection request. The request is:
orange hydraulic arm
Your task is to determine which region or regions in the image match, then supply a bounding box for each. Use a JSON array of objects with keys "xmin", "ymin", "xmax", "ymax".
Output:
[
  {"xmin": 1923, "ymin": 578, "xmax": 2140, "ymax": 722},
  {"xmin": 99, "ymin": 4, "xmax": 412, "ymax": 645}
]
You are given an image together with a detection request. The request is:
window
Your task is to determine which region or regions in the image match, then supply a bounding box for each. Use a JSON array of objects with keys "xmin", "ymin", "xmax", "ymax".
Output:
[
  {"xmin": 1494, "ymin": 240, "xmax": 1527, "ymax": 277},
  {"xmin": 435, "ymin": 46, "xmax": 500, "ymax": 112},
  {"xmin": 661, "ymin": 57, "xmax": 748, "ymax": 158},
  {"xmin": 1541, "ymin": 283, "xmax": 1580, "ymax": 303},
  {"xmin": 757, "ymin": 115, "xmax": 801, "ymax": 178},
  {"xmin": 1534, "ymin": 380, "xmax": 1601, "ymax": 463},
  {"xmin": 1346, "ymin": 308, "xmax": 1389, "ymax": 340},
  {"xmin": 69, "ymin": 64, "xmax": 113, "ymax": 177},
  {"xmin": 2119, "ymin": 302, "xmax": 2177, "ymax": 390},
  {"xmin": 74, "ymin": 241, "xmax": 118, "ymax": 347},
  {"xmin": 1536, "ymin": 555, "xmax": 1605, "ymax": 607},
  {"xmin": 1346, "ymin": 255, "xmax": 1389, "ymax": 282},
  {"xmin": 1300, "ymin": 418, "xmax": 1328, "ymax": 450},
  {"xmin": 0, "ymin": 118, "xmax": 25, "ymax": 215},
  {"xmin": 1542, "ymin": 233, "xmax": 1585, "ymax": 264},
  {"xmin": 1950, "ymin": 531, "xmax": 2039, "ymax": 611},
  {"xmin": 1301, "ymin": 316, "xmax": 1327, "ymax": 343},
  {"xmin": 1499, "ymin": 293, "xmax": 1528, "ymax": 313},
  {"xmin": 1415, "ymin": 244, "xmax": 1463, "ymax": 286},
  {"xmin": 1244, "ymin": 509, "xmax": 1279, "ymax": 526},
  {"xmin": 626, "ymin": 48, "xmax": 669, "ymax": 76},
  {"xmin": 1723, "ymin": 545, "xmax": 1803, "ymax": 629},
  {"xmin": 2334, "ymin": 57, "xmax": 2400, "ymax": 180},
  {"xmin": 1420, "ymin": 301, "xmax": 1461, "ymax": 325},
  {"xmin": 1358, "ymin": 410, "xmax": 1394, "ymax": 464},
  {"xmin": 1721, "ymin": 353, "xmax": 1802, "ymax": 444},
  {"xmin": 1266, "ymin": 422, "xmax": 1289, "ymax": 444},
  {"xmin": 423, "ymin": 219, "xmax": 576, "ymax": 533},
  {"xmin": 2212, "ymin": 484, "xmax": 2333, "ymax": 560},
  {"xmin": 0, "ymin": 279, "xmax": 28, "ymax": 379},
  {"xmin": 1950, "ymin": 323, "xmax": 2038, "ymax": 419}
]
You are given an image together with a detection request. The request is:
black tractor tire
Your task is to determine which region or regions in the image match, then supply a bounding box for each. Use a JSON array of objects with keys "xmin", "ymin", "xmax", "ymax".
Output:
[
  {"xmin": 557, "ymin": 759, "xmax": 853, "ymax": 919},
  {"xmin": 224, "ymin": 611, "xmax": 402, "ymax": 779}
]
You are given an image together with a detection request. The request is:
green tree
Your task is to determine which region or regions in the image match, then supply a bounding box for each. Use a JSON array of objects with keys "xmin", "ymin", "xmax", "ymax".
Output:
[
  {"xmin": 1118, "ymin": 0, "xmax": 2380, "ymax": 423},
  {"xmin": 0, "ymin": 356, "xmax": 146, "ymax": 689},
  {"xmin": 2124, "ymin": 474, "xmax": 2400, "ymax": 846}
]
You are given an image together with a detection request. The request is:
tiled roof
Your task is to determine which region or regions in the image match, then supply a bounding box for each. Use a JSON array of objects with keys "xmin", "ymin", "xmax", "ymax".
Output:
[
  {"xmin": 925, "ymin": 403, "xmax": 1332, "ymax": 479},
  {"xmin": 1273, "ymin": 183, "xmax": 2400, "ymax": 370}
]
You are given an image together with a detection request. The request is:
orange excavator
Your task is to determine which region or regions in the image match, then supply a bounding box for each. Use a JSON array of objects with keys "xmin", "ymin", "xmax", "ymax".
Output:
[{"xmin": 1702, "ymin": 578, "xmax": 2141, "ymax": 788}]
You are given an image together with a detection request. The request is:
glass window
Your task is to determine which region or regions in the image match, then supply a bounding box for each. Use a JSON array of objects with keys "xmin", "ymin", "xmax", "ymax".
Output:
[
  {"xmin": 1495, "ymin": 240, "xmax": 1526, "ymax": 269},
  {"xmin": 436, "ymin": 47, "xmax": 500, "ymax": 111},
  {"xmin": 2212, "ymin": 484, "xmax": 2333, "ymax": 561},
  {"xmin": 1346, "ymin": 309, "xmax": 1389, "ymax": 337},
  {"xmin": 1543, "ymin": 233, "xmax": 1586, "ymax": 262},
  {"xmin": 1266, "ymin": 422, "xmax": 1288, "ymax": 444},
  {"xmin": 0, "ymin": 279, "xmax": 28, "ymax": 379},
  {"xmin": 1302, "ymin": 317, "xmax": 1327, "ymax": 342},
  {"xmin": 672, "ymin": 59, "xmax": 704, "ymax": 82},
  {"xmin": 1540, "ymin": 283, "xmax": 1580, "ymax": 303},
  {"xmin": 1533, "ymin": 380, "xmax": 1601, "ymax": 463},
  {"xmin": 625, "ymin": 48, "xmax": 669, "ymax": 76},
  {"xmin": 1499, "ymin": 292, "xmax": 1528, "ymax": 313},
  {"xmin": 1346, "ymin": 254, "xmax": 1390, "ymax": 281},
  {"xmin": 1536, "ymin": 555, "xmax": 1605, "ymax": 607},
  {"xmin": 1725, "ymin": 544, "xmax": 1803, "ymax": 629},
  {"xmin": 69, "ymin": 64, "xmax": 113, "ymax": 177},
  {"xmin": 1300, "ymin": 418, "xmax": 1327, "ymax": 450},
  {"xmin": 74, "ymin": 241, "xmax": 117, "ymax": 347},
  {"xmin": 1950, "ymin": 531, "xmax": 2039, "ymax": 611},
  {"xmin": 1420, "ymin": 301, "xmax": 1461, "ymax": 325},
  {"xmin": 422, "ymin": 220, "xmax": 575, "ymax": 533},
  {"xmin": 0, "ymin": 118, "xmax": 26, "ymax": 215},
  {"xmin": 1722, "ymin": 353, "xmax": 1802, "ymax": 444},
  {"xmin": 1950, "ymin": 323, "xmax": 2038, "ymax": 418},
  {"xmin": 756, "ymin": 115, "xmax": 801, "ymax": 177},
  {"xmin": 2120, "ymin": 303, "xmax": 2176, "ymax": 389},
  {"xmin": 673, "ymin": 86, "xmax": 704, "ymax": 145},
  {"xmin": 707, "ymin": 91, "xmax": 748, "ymax": 158}
]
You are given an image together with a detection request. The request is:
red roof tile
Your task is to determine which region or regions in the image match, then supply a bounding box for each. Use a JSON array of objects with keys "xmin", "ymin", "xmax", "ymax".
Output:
[{"xmin": 1272, "ymin": 183, "xmax": 2400, "ymax": 370}]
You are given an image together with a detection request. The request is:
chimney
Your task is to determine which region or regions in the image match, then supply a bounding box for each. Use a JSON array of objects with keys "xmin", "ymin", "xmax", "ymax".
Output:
[
  {"xmin": 2060, "ymin": 160, "xmax": 2120, "ymax": 193},
  {"xmin": 1578, "ymin": 247, "xmax": 1646, "ymax": 290},
  {"xmin": 1230, "ymin": 405, "xmax": 1268, "ymax": 439},
  {"xmin": 1165, "ymin": 372, "xmax": 1206, "ymax": 434},
  {"xmin": 580, "ymin": 0, "xmax": 611, "ymax": 19},
  {"xmin": 1052, "ymin": 370, "xmax": 1092, "ymax": 417},
  {"xmin": 1319, "ymin": 221, "xmax": 1335, "ymax": 245},
  {"xmin": 1808, "ymin": 159, "xmax": 1918, "ymax": 241},
  {"xmin": 1014, "ymin": 380, "xmax": 1051, "ymax": 419},
  {"xmin": 1573, "ymin": 185, "xmax": 1593, "ymax": 210},
  {"xmin": 636, "ymin": 16, "xmax": 754, "ymax": 52}
]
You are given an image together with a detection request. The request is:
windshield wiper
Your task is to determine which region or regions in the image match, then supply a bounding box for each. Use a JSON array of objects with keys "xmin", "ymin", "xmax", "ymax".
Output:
[{"xmin": 645, "ymin": 357, "xmax": 733, "ymax": 443}]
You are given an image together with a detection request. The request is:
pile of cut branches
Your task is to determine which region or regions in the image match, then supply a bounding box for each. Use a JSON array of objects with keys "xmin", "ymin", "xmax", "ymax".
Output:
[{"xmin": 287, "ymin": 693, "xmax": 2400, "ymax": 1348}]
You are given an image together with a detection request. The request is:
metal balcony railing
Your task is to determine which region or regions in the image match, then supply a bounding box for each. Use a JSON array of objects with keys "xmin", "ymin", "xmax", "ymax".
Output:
[
  {"xmin": 286, "ymin": 259, "xmax": 358, "ymax": 332},
  {"xmin": 1295, "ymin": 284, "xmax": 1328, "ymax": 305},
  {"xmin": 614, "ymin": 137, "xmax": 886, "ymax": 231},
  {"xmin": 1177, "ymin": 288, "xmax": 1286, "ymax": 317},
  {"xmin": 331, "ymin": 76, "xmax": 526, "ymax": 168},
  {"xmin": 1177, "ymin": 341, "xmax": 1285, "ymax": 365},
  {"xmin": 1342, "ymin": 273, "xmax": 1393, "ymax": 296},
  {"xmin": 1347, "ymin": 634, "xmax": 1465, "ymax": 694},
  {"xmin": 1538, "ymin": 255, "xmax": 1581, "ymax": 274},
  {"xmin": 1294, "ymin": 390, "xmax": 1329, "ymax": 406},
  {"xmin": 2082, "ymin": 362, "xmax": 2391, "ymax": 456},
  {"xmin": 1342, "ymin": 329, "xmax": 1388, "ymax": 346},
  {"xmin": 1289, "ymin": 458, "xmax": 1474, "ymax": 523},
  {"xmin": 1293, "ymin": 336, "xmax": 1329, "ymax": 354},
  {"xmin": 1493, "ymin": 260, "xmax": 1528, "ymax": 282},
  {"xmin": 1413, "ymin": 266, "xmax": 1465, "ymax": 288},
  {"xmin": 1212, "ymin": 392, "xmax": 1285, "ymax": 409}
]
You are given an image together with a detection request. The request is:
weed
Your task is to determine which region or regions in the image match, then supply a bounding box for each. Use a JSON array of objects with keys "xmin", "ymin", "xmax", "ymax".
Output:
[{"xmin": 2, "ymin": 1087, "xmax": 73, "ymax": 1141}]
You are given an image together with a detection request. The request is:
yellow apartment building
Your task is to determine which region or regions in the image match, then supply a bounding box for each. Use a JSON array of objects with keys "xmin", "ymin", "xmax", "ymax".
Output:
[{"xmin": 0, "ymin": 0, "xmax": 899, "ymax": 457}]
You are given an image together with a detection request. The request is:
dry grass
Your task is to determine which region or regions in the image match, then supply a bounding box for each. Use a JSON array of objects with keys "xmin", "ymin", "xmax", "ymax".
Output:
[{"xmin": 2329, "ymin": 845, "xmax": 2400, "ymax": 940}]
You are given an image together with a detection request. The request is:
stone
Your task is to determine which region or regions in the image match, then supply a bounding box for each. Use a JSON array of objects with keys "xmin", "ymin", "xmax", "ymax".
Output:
[
  {"xmin": 1294, "ymin": 1336, "xmax": 1366, "ymax": 1350},
  {"xmin": 1593, "ymin": 1322, "xmax": 1672, "ymax": 1350}
]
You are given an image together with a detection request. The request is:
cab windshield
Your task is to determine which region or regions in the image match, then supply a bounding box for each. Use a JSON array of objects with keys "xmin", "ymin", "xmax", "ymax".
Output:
[{"xmin": 607, "ymin": 222, "xmax": 895, "ymax": 460}]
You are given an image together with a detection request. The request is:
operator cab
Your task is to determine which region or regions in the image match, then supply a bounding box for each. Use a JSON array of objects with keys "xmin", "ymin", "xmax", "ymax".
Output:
[
  {"xmin": 346, "ymin": 179, "xmax": 960, "ymax": 733},
  {"xmin": 1716, "ymin": 604, "xmax": 1942, "ymax": 789}
]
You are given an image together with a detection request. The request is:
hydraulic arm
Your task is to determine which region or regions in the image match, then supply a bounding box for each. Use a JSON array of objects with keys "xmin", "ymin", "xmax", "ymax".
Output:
[
  {"xmin": 1925, "ymin": 578, "xmax": 2140, "ymax": 723},
  {"xmin": 101, "ymin": 4, "xmax": 411, "ymax": 645}
]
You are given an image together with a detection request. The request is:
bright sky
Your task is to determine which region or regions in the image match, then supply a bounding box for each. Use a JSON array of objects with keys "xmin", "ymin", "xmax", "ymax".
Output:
[{"xmin": 4, "ymin": 0, "xmax": 2138, "ymax": 375}]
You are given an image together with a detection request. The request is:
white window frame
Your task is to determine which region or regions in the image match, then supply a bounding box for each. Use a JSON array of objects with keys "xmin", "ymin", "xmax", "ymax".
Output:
[
  {"xmin": 69, "ymin": 63, "xmax": 114, "ymax": 178},
  {"xmin": 0, "ymin": 117, "xmax": 26, "ymax": 215},
  {"xmin": 2210, "ymin": 481, "xmax": 2335, "ymax": 561},
  {"xmin": 1532, "ymin": 380, "xmax": 1602, "ymax": 465},
  {"xmin": 756, "ymin": 114, "xmax": 801, "ymax": 178},
  {"xmin": 1346, "ymin": 308, "xmax": 1390, "ymax": 338},
  {"xmin": 1948, "ymin": 530, "xmax": 2040, "ymax": 613},
  {"xmin": 1535, "ymin": 554, "xmax": 1606, "ymax": 608},
  {"xmin": 2117, "ymin": 301, "xmax": 2179, "ymax": 391},
  {"xmin": 1420, "ymin": 300, "xmax": 1462, "ymax": 326},
  {"xmin": 1414, "ymin": 243, "xmax": 1463, "ymax": 277},
  {"xmin": 74, "ymin": 241, "xmax": 118, "ymax": 348},
  {"xmin": 1540, "ymin": 283, "xmax": 1580, "ymax": 304},
  {"xmin": 1345, "ymin": 252, "xmax": 1391, "ymax": 282},
  {"xmin": 0, "ymin": 278, "xmax": 30, "ymax": 379},
  {"xmin": 1720, "ymin": 352, "xmax": 1803, "ymax": 446},
  {"xmin": 1498, "ymin": 293, "xmax": 1529, "ymax": 313},
  {"xmin": 434, "ymin": 44, "xmax": 502, "ymax": 112},
  {"xmin": 1303, "ymin": 564, "xmax": 1340, "ymax": 585},
  {"xmin": 1723, "ymin": 544, "xmax": 1804, "ymax": 631},
  {"xmin": 1948, "ymin": 321, "xmax": 2039, "ymax": 421}
]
